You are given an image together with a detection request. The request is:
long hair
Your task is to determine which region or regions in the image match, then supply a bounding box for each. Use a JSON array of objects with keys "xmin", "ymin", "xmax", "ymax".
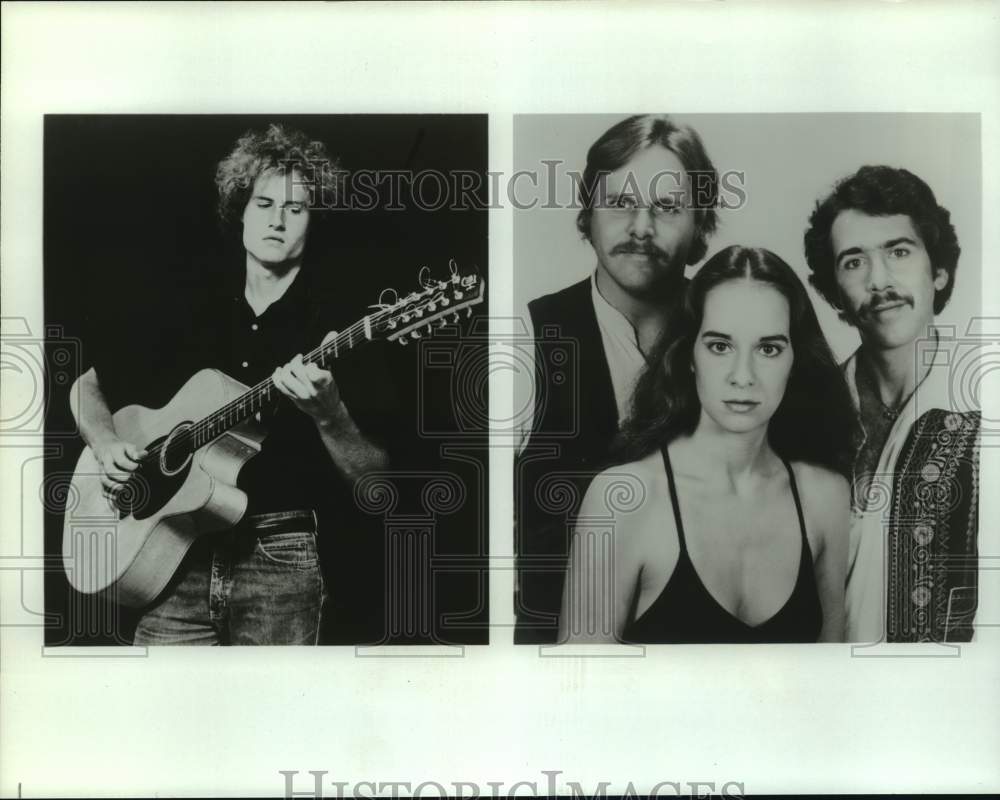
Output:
[
  {"xmin": 618, "ymin": 245, "xmax": 857, "ymax": 477},
  {"xmin": 575, "ymin": 115, "xmax": 719, "ymax": 265},
  {"xmin": 804, "ymin": 165, "xmax": 960, "ymax": 316}
]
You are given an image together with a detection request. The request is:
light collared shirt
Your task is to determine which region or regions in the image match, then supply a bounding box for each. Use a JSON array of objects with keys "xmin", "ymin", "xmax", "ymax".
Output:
[{"xmin": 589, "ymin": 272, "xmax": 649, "ymax": 423}]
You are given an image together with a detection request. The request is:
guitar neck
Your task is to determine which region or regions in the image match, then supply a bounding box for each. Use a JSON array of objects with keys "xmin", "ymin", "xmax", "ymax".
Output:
[
  {"xmin": 187, "ymin": 311, "xmax": 384, "ymax": 449},
  {"xmin": 176, "ymin": 268, "xmax": 483, "ymax": 450}
]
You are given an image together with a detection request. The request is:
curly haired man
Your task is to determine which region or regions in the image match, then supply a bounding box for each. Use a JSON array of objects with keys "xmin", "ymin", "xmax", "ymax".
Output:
[
  {"xmin": 71, "ymin": 124, "xmax": 390, "ymax": 645},
  {"xmin": 804, "ymin": 166, "xmax": 980, "ymax": 643}
]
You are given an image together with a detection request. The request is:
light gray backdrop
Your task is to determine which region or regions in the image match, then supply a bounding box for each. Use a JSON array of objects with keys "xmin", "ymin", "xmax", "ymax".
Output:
[{"xmin": 513, "ymin": 113, "xmax": 982, "ymax": 362}]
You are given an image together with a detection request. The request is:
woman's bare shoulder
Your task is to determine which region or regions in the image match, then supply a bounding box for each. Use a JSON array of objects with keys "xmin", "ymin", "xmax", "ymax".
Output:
[
  {"xmin": 578, "ymin": 450, "xmax": 666, "ymax": 523},
  {"xmin": 788, "ymin": 461, "xmax": 851, "ymax": 536},
  {"xmin": 587, "ymin": 452, "xmax": 663, "ymax": 505},
  {"xmin": 791, "ymin": 461, "xmax": 849, "ymax": 498}
]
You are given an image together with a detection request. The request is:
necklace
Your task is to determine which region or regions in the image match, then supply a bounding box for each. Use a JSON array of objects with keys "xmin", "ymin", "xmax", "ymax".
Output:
[
  {"xmin": 876, "ymin": 394, "xmax": 908, "ymax": 421},
  {"xmin": 860, "ymin": 362, "xmax": 914, "ymax": 422}
]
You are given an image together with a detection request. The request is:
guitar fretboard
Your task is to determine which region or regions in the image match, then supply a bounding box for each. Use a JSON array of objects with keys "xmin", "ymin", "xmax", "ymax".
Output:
[
  {"xmin": 186, "ymin": 309, "xmax": 384, "ymax": 450},
  {"xmin": 137, "ymin": 270, "xmax": 482, "ymax": 466}
]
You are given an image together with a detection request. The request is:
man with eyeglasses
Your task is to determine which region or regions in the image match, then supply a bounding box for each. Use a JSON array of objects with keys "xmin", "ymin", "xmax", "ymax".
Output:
[{"xmin": 515, "ymin": 114, "xmax": 720, "ymax": 643}]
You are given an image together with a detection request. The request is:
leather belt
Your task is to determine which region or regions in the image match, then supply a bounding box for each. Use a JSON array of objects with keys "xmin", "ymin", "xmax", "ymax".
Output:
[{"xmin": 240, "ymin": 509, "xmax": 317, "ymax": 538}]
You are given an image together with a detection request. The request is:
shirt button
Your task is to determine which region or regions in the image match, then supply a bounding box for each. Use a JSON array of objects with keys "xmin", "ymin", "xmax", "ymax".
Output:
[
  {"xmin": 241, "ymin": 361, "xmax": 249, "ymax": 368},
  {"xmin": 251, "ymin": 323, "xmax": 259, "ymax": 331}
]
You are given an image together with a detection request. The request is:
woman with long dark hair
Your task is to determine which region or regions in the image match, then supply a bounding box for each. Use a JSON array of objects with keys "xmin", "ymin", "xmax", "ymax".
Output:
[{"xmin": 559, "ymin": 246, "xmax": 857, "ymax": 643}]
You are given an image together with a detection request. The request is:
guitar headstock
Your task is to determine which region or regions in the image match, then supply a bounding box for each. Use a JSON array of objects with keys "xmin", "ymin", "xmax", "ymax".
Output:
[{"xmin": 373, "ymin": 268, "xmax": 484, "ymax": 345}]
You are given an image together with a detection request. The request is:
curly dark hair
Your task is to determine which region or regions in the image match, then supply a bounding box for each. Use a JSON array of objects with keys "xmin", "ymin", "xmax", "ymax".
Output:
[
  {"xmin": 803, "ymin": 165, "xmax": 960, "ymax": 316},
  {"xmin": 617, "ymin": 245, "xmax": 857, "ymax": 477},
  {"xmin": 575, "ymin": 115, "xmax": 719, "ymax": 265},
  {"xmin": 214, "ymin": 123, "xmax": 343, "ymax": 227}
]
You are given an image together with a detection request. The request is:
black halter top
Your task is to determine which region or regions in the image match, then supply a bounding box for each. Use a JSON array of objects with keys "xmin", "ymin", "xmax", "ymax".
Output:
[{"xmin": 622, "ymin": 447, "xmax": 823, "ymax": 644}]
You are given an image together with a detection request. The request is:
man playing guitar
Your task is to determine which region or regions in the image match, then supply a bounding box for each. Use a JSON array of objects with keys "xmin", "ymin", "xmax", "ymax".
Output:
[{"xmin": 72, "ymin": 124, "xmax": 392, "ymax": 645}]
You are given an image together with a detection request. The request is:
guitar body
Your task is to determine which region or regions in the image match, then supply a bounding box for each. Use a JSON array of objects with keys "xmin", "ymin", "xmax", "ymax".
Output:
[
  {"xmin": 60, "ymin": 267, "xmax": 484, "ymax": 609},
  {"xmin": 62, "ymin": 369, "xmax": 266, "ymax": 608}
]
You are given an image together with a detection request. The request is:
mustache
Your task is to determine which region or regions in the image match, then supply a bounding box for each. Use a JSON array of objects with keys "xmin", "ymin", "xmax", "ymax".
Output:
[
  {"xmin": 858, "ymin": 289, "xmax": 913, "ymax": 317},
  {"xmin": 610, "ymin": 240, "xmax": 670, "ymax": 260}
]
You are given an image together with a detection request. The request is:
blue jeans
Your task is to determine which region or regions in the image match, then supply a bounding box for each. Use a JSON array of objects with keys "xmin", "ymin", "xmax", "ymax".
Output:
[{"xmin": 133, "ymin": 510, "xmax": 326, "ymax": 646}]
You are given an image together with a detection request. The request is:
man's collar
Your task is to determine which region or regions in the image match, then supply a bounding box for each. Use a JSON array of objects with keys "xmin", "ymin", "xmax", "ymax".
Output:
[
  {"xmin": 588, "ymin": 270, "xmax": 688, "ymax": 345},
  {"xmin": 590, "ymin": 270, "xmax": 641, "ymax": 345},
  {"xmin": 236, "ymin": 263, "xmax": 312, "ymax": 317},
  {"xmin": 844, "ymin": 326, "xmax": 961, "ymax": 417}
]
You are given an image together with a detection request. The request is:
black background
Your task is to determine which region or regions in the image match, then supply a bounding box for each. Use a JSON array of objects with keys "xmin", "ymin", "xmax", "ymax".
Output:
[{"xmin": 44, "ymin": 114, "xmax": 489, "ymax": 645}]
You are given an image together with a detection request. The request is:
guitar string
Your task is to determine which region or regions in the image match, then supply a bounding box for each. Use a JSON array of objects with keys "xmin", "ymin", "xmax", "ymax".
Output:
[
  {"xmin": 191, "ymin": 283, "xmax": 473, "ymax": 443},
  {"xmin": 147, "ymin": 308, "xmax": 390, "ymax": 461},
  {"xmin": 115, "ymin": 313, "xmax": 377, "ymax": 505},
  {"xmin": 111, "ymin": 274, "xmax": 480, "ymax": 509},
  {"xmin": 140, "ymin": 286, "xmax": 465, "ymax": 465},
  {"xmin": 184, "ymin": 290, "xmax": 463, "ymax": 444},
  {"xmin": 136, "ymin": 276, "xmax": 479, "ymax": 471}
]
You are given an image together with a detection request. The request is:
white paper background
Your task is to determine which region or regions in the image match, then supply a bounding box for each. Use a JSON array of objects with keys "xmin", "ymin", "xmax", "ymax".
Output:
[{"xmin": 2, "ymin": 2, "xmax": 999, "ymax": 797}]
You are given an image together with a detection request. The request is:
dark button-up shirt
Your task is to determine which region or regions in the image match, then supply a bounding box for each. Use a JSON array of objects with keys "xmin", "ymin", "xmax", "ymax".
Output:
[{"xmin": 89, "ymin": 264, "xmax": 400, "ymax": 520}]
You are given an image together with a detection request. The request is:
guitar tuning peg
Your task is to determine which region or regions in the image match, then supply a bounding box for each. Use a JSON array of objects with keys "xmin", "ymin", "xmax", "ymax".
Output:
[
  {"xmin": 466, "ymin": 306, "xmax": 473, "ymax": 318},
  {"xmin": 411, "ymin": 330, "xmax": 422, "ymax": 339},
  {"xmin": 440, "ymin": 296, "xmax": 450, "ymax": 306},
  {"xmin": 438, "ymin": 318, "xmax": 448, "ymax": 329},
  {"xmin": 426, "ymin": 301, "xmax": 437, "ymax": 312},
  {"xmin": 451, "ymin": 311, "xmax": 460, "ymax": 323},
  {"xmin": 398, "ymin": 338, "xmax": 408, "ymax": 346}
]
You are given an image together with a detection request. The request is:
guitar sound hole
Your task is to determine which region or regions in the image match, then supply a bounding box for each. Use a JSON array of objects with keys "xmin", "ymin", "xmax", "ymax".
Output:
[
  {"xmin": 162, "ymin": 438, "xmax": 192, "ymax": 474},
  {"xmin": 114, "ymin": 433, "xmax": 192, "ymax": 521},
  {"xmin": 159, "ymin": 421, "xmax": 195, "ymax": 476}
]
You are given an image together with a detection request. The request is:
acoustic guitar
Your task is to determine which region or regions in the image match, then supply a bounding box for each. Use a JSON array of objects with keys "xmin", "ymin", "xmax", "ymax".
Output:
[{"xmin": 62, "ymin": 267, "xmax": 484, "ymax": 607}]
